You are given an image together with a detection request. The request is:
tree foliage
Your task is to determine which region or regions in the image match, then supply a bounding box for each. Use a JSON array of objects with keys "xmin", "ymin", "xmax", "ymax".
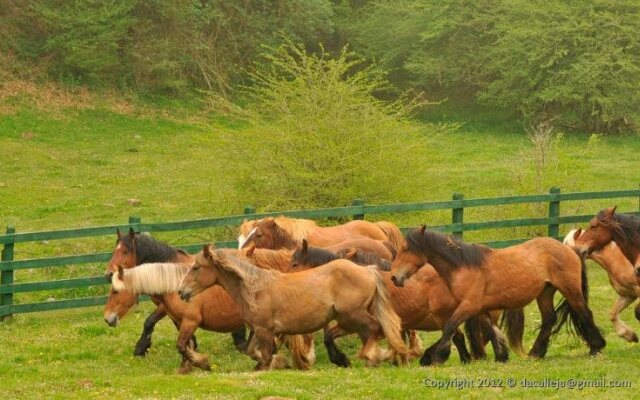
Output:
[{"xmin": 216, "ymin": 43, "xmax": 444, "ymax": 209}]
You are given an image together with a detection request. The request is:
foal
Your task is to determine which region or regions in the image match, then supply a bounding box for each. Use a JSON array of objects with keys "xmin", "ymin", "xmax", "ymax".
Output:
[{"xmin": 179, "ymin": 246, "xmax": 407, "ymax": 370}]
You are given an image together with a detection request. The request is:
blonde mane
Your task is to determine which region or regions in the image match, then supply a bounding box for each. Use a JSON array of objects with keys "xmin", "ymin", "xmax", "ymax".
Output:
[
  {"xmin": 248, "ymin": 248, "xmax": 294, "ymax": 272},
  {"xmin": 206, "ymin": 249, "xmax": 282, "ymax": 312},
  {"xmin": 273, "ymin": 216, "xmax": 318, "ymax": 242},
  {"xmin": 112, "ymin": 262, "xmax": 191, "ymax": 295}
]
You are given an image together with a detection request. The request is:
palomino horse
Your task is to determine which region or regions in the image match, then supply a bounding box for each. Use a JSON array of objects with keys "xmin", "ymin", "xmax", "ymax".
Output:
[
  {"xmin": 291, "ymin": 242, "xmax": 525, "ymax": 365},
  {"xmin": 565, "ymin": 228, "xmax": 640, "ymax": 342},
  {"xmin": 239, "ymin": 216, "xmax": 405, "ymax": 254},
  {"xmin": 391, "ymin": 226, "xmax": 606, "ymax": 365},
  {"xmin": 103, "ymin": 228, "xmax": 239, "ymax": 356},
  {"xmin": 574, "ymin": 207, "xmax": 640, "ymax": 280},
  {"xmin": 178, "ymin": 246, "xmax": 407, "ymax": 370}
]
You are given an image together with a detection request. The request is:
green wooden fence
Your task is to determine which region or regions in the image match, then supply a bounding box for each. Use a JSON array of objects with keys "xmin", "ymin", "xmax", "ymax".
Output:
[{"xmin": 1, "ymin": 188, "xmax": 640, "ymax": 320}]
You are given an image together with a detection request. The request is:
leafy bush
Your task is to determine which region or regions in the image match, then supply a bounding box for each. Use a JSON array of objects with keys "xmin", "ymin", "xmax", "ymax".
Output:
[{"xmin": 215, "ymin": 43, "xmax": 450, "ymax": 210}]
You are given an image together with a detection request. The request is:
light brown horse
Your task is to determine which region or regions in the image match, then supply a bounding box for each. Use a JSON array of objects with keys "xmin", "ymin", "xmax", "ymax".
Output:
[
  {"xmin": 239, "ymin": 216, "xmax": 405, "ymax": 253},
  {"xmin": 291, "ymin": 243, "xmax": 524, "ymax": 365},
  {"xmin": 178, "ymin": 246, "xmax": 407, "ymax": 370},
  {"xmin": 390, "ymin": 226, "xmax": 605, "ymax": 365},
  {"xmin": 565, "ymin": 228, "xmax": 640, "ymax": 342}
]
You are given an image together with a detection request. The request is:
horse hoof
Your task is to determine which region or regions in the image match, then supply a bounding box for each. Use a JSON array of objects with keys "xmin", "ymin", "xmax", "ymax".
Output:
[
  {"xmin": 133, "ymin": 343, "xmax": 150, "ymax": 356},
  {"xmin": 629, "ymin": 333, "xmax": 639, "ymax": 343},
  {"xmin": 177, "ymin": 365, "xmax": 193, "ymax": 374}
]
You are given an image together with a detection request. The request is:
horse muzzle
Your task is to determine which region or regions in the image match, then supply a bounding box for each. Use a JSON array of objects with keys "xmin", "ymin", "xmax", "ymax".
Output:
[
  {"xmin": 178, "ymin": 289, "xmax": 191, "ymax": 302},
  {"xmin": 104, "ymin": 313, "xmax": 119, "ymax": 327},
  {"xmin": 390, "ymin": 274, "xmax": 405, "ymax": 287}
]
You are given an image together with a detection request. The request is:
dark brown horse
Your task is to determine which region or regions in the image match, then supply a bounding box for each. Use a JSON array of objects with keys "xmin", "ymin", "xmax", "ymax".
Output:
[
  {"xmin": 390, "ymin": 226, "xmax": 605, "ymax": 365},
  {"xmin": 292, "ymin": 242, "xmax": 524, "ymax": 365},
  {"xmin": 103, "ymin": 229, "xmax": 247, "ymax": 360}
]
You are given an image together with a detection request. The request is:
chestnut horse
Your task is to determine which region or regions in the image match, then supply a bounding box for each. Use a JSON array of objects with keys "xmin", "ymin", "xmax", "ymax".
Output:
[
  {"xmin": 391, "ymin": 226, "xmax": 605, "ymax": 365},
  {"xmin": 292, "ymin": 242, "xmax": 525, "ymax": 365},
  {"xmin": 574, "ymin": 207, "xmax": 640, "ymax": 281},
  {"xmin": 565, "ymin": 228, "xmax": 640, "ymax": 342},
  {"xmin": 103, "ymin": 229, "xmax": 246, "ymax": 356},
  {"xmin": 239, "ymin": 216, "xmax": 405, "ymax": 254},
  {"xmin": 179, "ymin": 246, "xmax": 407, "ymax": 370}
]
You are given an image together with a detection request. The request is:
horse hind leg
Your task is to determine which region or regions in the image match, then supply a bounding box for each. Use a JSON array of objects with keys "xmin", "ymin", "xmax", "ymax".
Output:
[
  {"xmin": 555, "ymin": 287, "xmax": 606, "ymax": 355},
  {"xmin": 529, "ymin": 285, "xmax": 557, "ymax": 360},
  {"xmin": 231, "ymin": 327, "xmax": 249, "ymax": 352},
  {"xmin": 610, "ymin": 296, "xmax": 638, "ymax": 343},
  {"xmin": 451, "ymin": 328, "xmax": 472, "ymax": 364}
]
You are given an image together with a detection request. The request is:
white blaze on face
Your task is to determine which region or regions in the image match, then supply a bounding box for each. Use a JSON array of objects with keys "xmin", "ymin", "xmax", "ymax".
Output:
[{"xmin": 237, "ymin": 227, "xmax": 256, "ymax": 249}]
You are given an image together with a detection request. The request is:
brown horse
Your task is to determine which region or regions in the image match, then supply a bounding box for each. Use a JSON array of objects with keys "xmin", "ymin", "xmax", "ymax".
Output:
[
  {"xmin": 390, "ymin": 226, "xmax": 605, "ymax": 365},
  {"xmin": 102, "ymin": 229, "xmax": 245, "ymax": 356},
  {"xmin": 565, "ymin": 228, "xmax": 640, "ymax": 342},
  {"xmin": 574, "ymin": 207, "xmax": 640, "ymax": 279},
  {"xmin": 239, "ymin": 216, "xmax": 405, "ymax": 253},
  {"xmin": 291, "ymin": 243, "xmax": 524, "ymax": 365},
  {"xmin": 179, "ymin": 246, "xmax": 407, "ymax": 370}
]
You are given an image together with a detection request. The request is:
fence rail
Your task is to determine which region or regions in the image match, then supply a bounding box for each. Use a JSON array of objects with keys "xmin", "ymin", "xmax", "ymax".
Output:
[{"xmin": 1, "ymin": 187, "xmax": 639, "ymax": 320}]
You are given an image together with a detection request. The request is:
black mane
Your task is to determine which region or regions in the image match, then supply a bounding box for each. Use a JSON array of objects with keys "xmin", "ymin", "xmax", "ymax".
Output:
[
  {"xmin": 119, "ymin": 233, "xmax": 180, "ymax": 264},
  {"xmin": 598, "ymin": 211, "xmax": 640, "ymax": 261},
  {"xmin": 405, "ymin": 228, "xmax": 489, "ymax": 270},
  {"xmin": 335, "ymin": 249, "xmax": 391, "ymax": 271},
  {"xmin": 292, "ymin": 246, "xmax": 339, "ymax": 268}
]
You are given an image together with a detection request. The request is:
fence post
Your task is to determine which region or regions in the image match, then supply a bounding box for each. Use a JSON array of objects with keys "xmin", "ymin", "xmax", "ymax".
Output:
[
  {"xmin": 352, "ymin": 199, "xmax": 365, "ymax": 220},
  {"xmin": 548, "ymin": 187, "xmax": 561, "ymax": 238},
  {"xmin": 128, "ymin": 216, "xmax": 141, "ymax": 233},
  {"xmin": 243, "ymin": 206, "xmax": 256, "ymax": 216},
  {"xmin": 1, "ymin": 226, "xmax": 15, "ymax": 321},
  {"xmin": 452, "ymin": 193, "xmax": 464, "ymax": 239}
]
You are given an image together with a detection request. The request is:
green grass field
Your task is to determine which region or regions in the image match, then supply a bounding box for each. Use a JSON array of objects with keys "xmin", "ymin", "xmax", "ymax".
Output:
[{"xmin": 1, "ymin": 86, "xmax": 640, "ymax": 399}]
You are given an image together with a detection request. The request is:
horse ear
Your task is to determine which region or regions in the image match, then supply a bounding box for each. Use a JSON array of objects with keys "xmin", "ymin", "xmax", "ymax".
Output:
[
  {"xmin": 117, "ymin": 265, "xmax": 124, "ymax": 281},
  {"xmin": 345, "ymin": 248, "xmax": 358, "ymax": 259},
  {"xmin": 244, "ymin": 242, "xmax": 256, "ymax": 257},
  {"xmin": 128, "ymin": 227, "xmax": 135, "ymax": 240},
  {"xmin": 419, "ymin": 225, "xmax": 426, "ymax": 235},
  {"xmin": 202, "ymin": 244, "xmax": 212, "ymax": 259},
  {"xmin": 302, "ymin": 239, "xmax": 308, "ymax": 252},
  {"xmin": 116, "ymin": 228, "xmax": 122, "ymax": 240},
  {"xmin": 573, "ymin": 227, "xmax": 582, "ymax": 241}
]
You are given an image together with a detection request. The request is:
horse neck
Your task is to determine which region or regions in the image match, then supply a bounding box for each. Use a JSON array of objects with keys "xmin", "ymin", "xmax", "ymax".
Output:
[
  {"xmin": 592, "ymin": 243, "xmax": 635, "ymax": 281},
  {"xmin": 123, "ymin": 263, "xmax": 190, "ymax": 295},
  {"xmin": 250, "ymin": 249, "xmax": 292, "ymax": 272},
  {"xmin": 215, "ymin": 264, "xmax": 276, "ymax": 314}
]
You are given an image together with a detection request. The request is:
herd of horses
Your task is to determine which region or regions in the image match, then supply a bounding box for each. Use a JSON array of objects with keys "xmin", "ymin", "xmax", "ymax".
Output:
[{"xmin": 102, "ymin": 206, "xmax": 640, "ymax": 372}]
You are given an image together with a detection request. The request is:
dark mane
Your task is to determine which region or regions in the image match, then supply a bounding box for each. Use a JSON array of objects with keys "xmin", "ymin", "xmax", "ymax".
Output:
[
  {"xmin": 598, "ymin": 210, "xmax": 640, "ymax": 253},
  {"xmin": 406, "ymin": 228, "xmax": 489, "ymax": 270},
  {"xmin": 292, "ymin": 246, "xmax": 339, "ymax": 269},
  {"xmin": 119, "ymin": 233, "xmax": 180, "ymax": 264},
  {"xmin": 336, "ymin": 249, "xmax": 391, "ymax": 271}
]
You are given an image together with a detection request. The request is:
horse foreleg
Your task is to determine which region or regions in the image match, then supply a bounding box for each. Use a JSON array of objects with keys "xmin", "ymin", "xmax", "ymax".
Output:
[
  {"xmin": 323, "ymin": 324, "xmax": 351, "ymax": 368},
  {"xmin": 430, "ymin": 300, "xmax": 482, "ymax": 366},
  {"xmin": 451, "ymin": 328, "xmax": 472, "ymax": 364},
  {"xmin": 253, "ymin": 328, "xmax": 276, "ymax": 371},
  {"xmin": 231, "ymin": 326, "xmax": 248, "ymax": 352},
  {"xmin": 177, "ymin": 320, "xmax": 210, "ymax": 372},
  {"xmin": 134, "ymin": 305, "xmax": 167, "ymax": 356},
  {"xmin": 611, "ymin": 296, "xmax": 638, "ymax": 342}
]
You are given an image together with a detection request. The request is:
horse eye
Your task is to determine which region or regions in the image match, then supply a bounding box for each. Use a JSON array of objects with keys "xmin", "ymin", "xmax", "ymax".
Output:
[{"xmin": 112, "ymin": 290, "xmax": 119, "ymax": 294}]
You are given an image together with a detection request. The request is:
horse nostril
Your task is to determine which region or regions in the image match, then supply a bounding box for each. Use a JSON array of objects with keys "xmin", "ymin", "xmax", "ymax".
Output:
[{"xmin": 105, "ymin": 272, "xmax": 113, "ymax": 283}]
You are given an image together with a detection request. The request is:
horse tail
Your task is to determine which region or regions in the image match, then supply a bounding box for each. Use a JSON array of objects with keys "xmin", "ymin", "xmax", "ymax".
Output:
[
  {"xmin": 552, "ymin": 249, "xmax": 595, "ymax": 340},
  {"xmin": 463, "ymin": 317, "xmax": 488, "ymax": 359},
  {"xmin": 369, "ymin": 267, "xmax": 407, "ymax": 357},
  {"xmin": 499, "ymin": 308, "xmax": 526, "ymax": 355},
  {"xmin": 375, "ymin": 221, "xmax": 405, "ymax": 255}
]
